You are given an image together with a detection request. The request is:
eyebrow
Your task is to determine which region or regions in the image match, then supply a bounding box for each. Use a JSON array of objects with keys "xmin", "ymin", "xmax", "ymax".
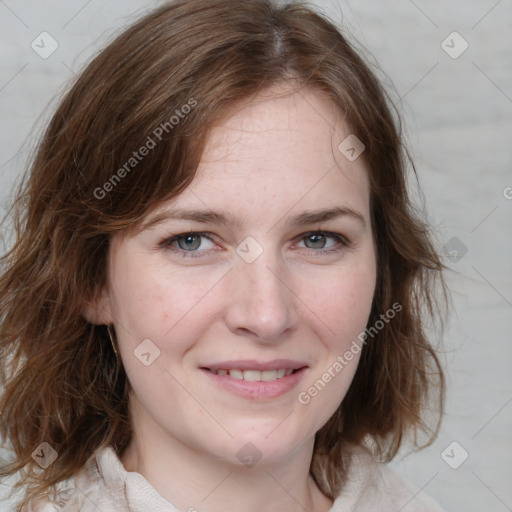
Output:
[{"xmin": 140, "ymin": 206, "xmax": 366, "ymax": 231}]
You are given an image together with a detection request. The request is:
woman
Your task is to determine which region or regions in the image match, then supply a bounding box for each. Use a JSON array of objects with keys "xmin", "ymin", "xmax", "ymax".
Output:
[{"xmin": 0, "ymin": 0, "xmax": 448, "ymax": 510}]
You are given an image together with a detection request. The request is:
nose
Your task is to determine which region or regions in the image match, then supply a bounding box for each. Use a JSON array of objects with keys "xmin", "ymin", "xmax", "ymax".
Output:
[{"xmin": 224, "ymin": 252, "xmax": 299, "ymax": 342}]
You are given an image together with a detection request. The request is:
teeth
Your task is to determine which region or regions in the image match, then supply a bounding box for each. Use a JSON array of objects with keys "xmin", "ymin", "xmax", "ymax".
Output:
[
  {"xmin": 229, "ymin": 369, "xmax": 244, "ymax": 380},
  {"xmin": 213, "ymin": 368, "xmax": 296, "ymax": 381},
  {"xmin": 261, "ymin": 370, "xmax": 279, "ymax": 381},
  {"xmin": 244, "ymin": 370, "xmax": 263, "ymax": 381}
]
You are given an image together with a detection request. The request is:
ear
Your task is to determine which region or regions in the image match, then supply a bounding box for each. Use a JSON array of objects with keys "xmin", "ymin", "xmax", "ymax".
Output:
[{"xmin": 81, "ymin": 287, "xmax": 113, "ymax": 325}]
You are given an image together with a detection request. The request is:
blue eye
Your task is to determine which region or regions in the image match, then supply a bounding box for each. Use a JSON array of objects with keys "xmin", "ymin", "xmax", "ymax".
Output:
[
  {"xmin": 177, "ymin": 234, "xmax": 202, "ymax": 251},
  {"xmin": 303, "ymin": 233, "xmax": 330, "ymax": 249},
  {"xmin": 297, "ymin": 232, "xmax": 347, "ymax": 251},
  {"xmin": 162, "ymin": 232, "xmax": 215, "ymax": 254}
]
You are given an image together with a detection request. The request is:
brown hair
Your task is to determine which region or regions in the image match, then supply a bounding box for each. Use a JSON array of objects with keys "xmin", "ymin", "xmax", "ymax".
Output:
[{"xmin": 0, "ymin": 0, "xmax": 448, "ymax": 508}]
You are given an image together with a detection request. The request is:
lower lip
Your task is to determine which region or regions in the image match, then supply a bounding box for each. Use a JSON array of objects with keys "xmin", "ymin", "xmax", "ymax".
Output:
[{"xmin": 200, "ymin": 368, "xmax": 307, "ymax": 400}]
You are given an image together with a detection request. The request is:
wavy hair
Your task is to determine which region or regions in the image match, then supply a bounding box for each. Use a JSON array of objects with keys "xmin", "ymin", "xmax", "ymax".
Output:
[{"xmin": 0, "ymin": 0, "xmax": 448, "ymax": 508}]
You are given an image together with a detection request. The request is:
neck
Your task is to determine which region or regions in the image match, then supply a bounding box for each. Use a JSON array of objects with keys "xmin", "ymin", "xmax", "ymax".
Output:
[{"xmin": 120, "ymin": 418, "xmax": 333, "ymax": 512}]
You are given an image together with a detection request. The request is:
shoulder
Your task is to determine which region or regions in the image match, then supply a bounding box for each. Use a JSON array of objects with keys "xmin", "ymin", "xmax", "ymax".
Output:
[
  {"xmin": 25, "ymin": 446, "xmax": 128, "ymax": 512},
  {"xmin": 22, "ymin": 499, "xmax": 61, "ymax": 512},
  {"xmin": 330, "ymin": 444, "xmax": 445, "ymax": 512}
]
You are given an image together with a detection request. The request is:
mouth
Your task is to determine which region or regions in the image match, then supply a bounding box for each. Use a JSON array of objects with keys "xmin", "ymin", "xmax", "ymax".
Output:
[
  {"xmin": 203, "ymin": 367, "xmax": 302, "ymax": 381},
  {"xmin": 199, "ymin": 360, "xmax": 308, "ymax": 400}
]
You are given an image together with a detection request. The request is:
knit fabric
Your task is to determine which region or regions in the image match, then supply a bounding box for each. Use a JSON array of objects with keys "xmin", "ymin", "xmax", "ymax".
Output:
[{"xmin": 28, "ymin": 444, "xmax": 445, "ymax": 512}]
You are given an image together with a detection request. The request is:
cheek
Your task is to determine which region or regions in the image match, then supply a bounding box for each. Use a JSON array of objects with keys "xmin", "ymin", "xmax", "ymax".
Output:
[
  {"xmin": 300, "ymin": 261, "xmax": 376, "ymax": 345},
  {"xmin": 110, "ymin": 262, "xmax": 219, "ymax": 351},
  {"xmin": 112, "ymin": 271, "xmax": 217, "ymax": 398}
]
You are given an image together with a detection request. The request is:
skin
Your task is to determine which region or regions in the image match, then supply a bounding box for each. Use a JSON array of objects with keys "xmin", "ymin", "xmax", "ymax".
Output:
[{"xmin": 85, "ymin": 84, "xmax": 377, "ymax": 512}]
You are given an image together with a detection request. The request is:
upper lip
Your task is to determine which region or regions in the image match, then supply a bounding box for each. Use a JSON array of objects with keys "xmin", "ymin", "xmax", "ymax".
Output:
[{"xmin": 201, "ymin": 359, "xmax": 308, "ymax": 372}]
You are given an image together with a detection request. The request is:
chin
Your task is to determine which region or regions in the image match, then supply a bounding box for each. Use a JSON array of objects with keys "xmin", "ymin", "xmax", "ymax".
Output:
[{"xmin": 207, "ymin": 428, "xmax": 312, "ymax": 467}]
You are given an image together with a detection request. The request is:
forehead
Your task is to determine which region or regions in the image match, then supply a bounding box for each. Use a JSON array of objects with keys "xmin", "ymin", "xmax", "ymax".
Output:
[
  {"xmin": 143, "ymin": 85, "xmax": 371, "ymax": 229},
  {"xmin": 201, "ymin": 85, "xmax": 354, "ymax": 167}
]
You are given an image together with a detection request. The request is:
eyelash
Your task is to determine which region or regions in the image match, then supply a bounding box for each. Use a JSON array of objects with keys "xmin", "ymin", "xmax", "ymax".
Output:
[{"xmin": 159, "ymin": 231, "xmax": 351, "ymax": 258}]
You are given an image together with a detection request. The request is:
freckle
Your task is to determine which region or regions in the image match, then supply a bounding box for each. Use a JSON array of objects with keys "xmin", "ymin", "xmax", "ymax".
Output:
[{"xmin": 156, "ymin": 296, "xmax": 169, "ymax": 322}]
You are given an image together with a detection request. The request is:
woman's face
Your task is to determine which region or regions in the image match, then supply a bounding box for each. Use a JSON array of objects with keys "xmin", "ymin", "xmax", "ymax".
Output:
[{"xmin": 95, "ymin": 85, "xmax": 377, "ymax": 467}]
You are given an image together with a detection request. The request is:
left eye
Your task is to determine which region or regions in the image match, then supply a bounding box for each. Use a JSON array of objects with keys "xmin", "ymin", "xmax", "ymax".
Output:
[{"xmin": 297, "ymin": 233, "xmax": 341, "ymax": 250}]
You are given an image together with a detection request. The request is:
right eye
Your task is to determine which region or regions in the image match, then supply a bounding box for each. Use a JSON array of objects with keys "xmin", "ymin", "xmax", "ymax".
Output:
[{"xmin": 160, "ymin": 232, "xmax": 217, "ymax": 256}]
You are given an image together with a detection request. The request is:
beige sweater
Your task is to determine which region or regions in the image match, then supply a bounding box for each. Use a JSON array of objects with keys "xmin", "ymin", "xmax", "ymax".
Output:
[{"xmin": 29, "ymin": 445, "xmax": 445, "ymax": 512}]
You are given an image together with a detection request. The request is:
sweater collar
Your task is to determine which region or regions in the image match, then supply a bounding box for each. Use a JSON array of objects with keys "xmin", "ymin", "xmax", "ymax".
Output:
[
  {"xmin": 92, "ymin": 444, "xmax": 371, "ymax": 512},
  {"xmin": 96, "ymin": 446, "xmax": 181, "ymax": 511}
]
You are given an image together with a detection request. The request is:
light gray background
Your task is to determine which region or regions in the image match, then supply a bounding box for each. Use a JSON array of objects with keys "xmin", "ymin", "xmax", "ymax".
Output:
[{"xmin": 0, "ymin": 1, "xmax": 511, "ymax": 511}]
